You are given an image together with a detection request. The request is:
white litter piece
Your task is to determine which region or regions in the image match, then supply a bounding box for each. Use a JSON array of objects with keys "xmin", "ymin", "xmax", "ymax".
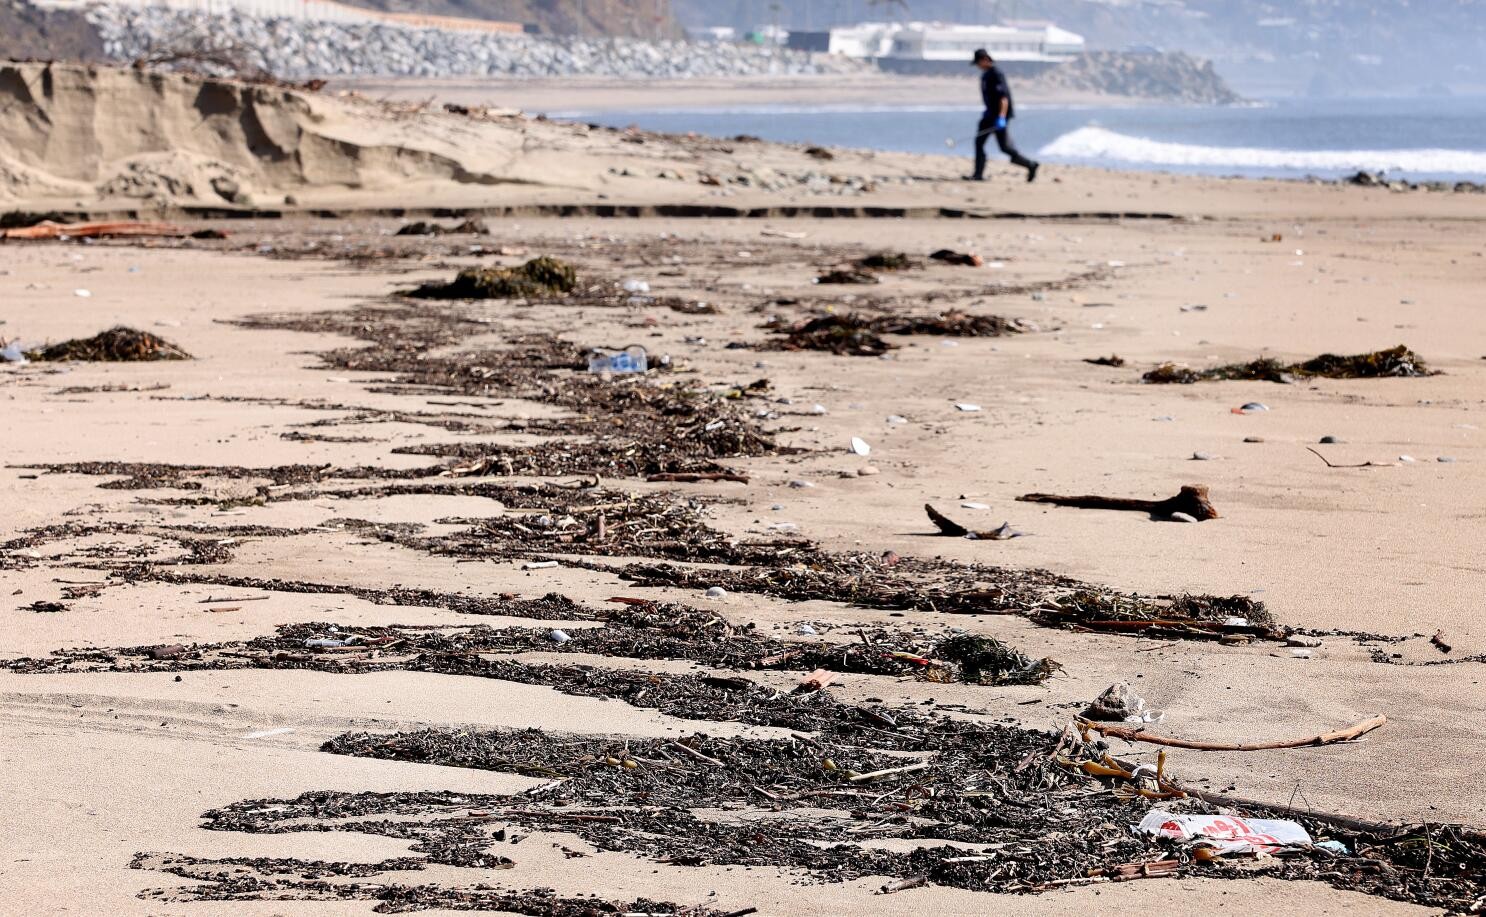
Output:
[
  {"xmin": 1137, "ymin": 811, "xmax": 1312, "ymax": 855},
  {"xmin": 522, "ymin": 560, "xmax": 559, "ymax": 570},
  {"xmin": 954, "ymin": 403, "xmax": 982, "ymax": 412},
  {"xmin": 73, "ymin": 288, "xmax": 92, "ymax": 298},
  {"xmin": 960, "ymin": 502, "xmax": 989, "ymax": 510},
  {"xmin": 849, "ymin": 437, "xmax": 871, "ymax": 456}
]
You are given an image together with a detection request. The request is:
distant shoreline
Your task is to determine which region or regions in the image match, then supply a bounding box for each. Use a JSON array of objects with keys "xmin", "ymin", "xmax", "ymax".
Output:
[{"xmin": 334, "ymin": 73, "xmax": 1158, "ymax": 115}]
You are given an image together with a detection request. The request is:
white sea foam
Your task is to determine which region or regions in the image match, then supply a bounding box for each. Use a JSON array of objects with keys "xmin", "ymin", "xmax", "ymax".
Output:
[{"xmin": 1039, "ymin": 126, "xmax": 1486, "ymax": 176}]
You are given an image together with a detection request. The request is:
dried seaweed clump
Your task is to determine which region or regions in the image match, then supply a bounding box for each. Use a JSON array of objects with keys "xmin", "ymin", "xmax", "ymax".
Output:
[
  {"xmin": 26, "ymin": 326, "xmax": 191, "ymax": 362},
  {"xmin": 855, "ymin": 251, "xmax": 916, "ymax": 271},
  {"xmin": 933, "ymin": 634, "xmax": 1059, "ymax": 684},
  {"xmin": 816, "ymin": 269, "xmax": 879, "ymax": 285},
  {"xmin": 1144, "ymin": 345, "xmax": 1434, "ymax": 385},
  {"xmin": 765, "ymin": 313, "xmax": 894, "ymax": 356},
  {"xmin": 876, "ymin": 309, "xmax": 1021, "ymax": 337},
  {"xmin": 765, "ymin": 310, "xmax": 1022, "ymax": 356},
  {"xmin": 410, "ymin": 256, "xmax": 577, "ymax": 299}
]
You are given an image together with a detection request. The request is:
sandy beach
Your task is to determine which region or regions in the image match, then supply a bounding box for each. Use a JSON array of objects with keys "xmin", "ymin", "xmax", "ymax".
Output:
[{"xmin": 3, "ymin": 62, "xmax": 1485, "ymax": 916}]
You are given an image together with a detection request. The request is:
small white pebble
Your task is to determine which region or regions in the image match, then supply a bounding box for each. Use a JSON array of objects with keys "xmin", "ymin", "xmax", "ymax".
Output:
[
  {"xmin": 1169, "ymin": 512, "xmax": 1199, "ymax": 523},
  {"xmin": 704, "ymin": 586, "xmax": 728, "ymax": 599}
]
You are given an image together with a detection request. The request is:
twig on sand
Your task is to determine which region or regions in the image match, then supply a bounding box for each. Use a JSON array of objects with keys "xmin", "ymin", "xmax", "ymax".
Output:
[
  {"xmin": 1306, "ymin": 447, "xmax": 1387, "ymax": 469},
  {"xmin": 1079, "ymin": 713, "xmax": 1387, "ymax": 751}
]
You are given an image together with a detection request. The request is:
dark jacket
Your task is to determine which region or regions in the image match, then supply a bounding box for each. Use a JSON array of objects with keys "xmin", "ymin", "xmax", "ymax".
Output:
[{"xmin": 980, "ymin": 66, "xmax": 1015, "ymax": 119}]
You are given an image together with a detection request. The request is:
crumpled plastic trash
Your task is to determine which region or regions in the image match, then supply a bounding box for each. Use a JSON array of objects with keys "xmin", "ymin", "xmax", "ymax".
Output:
[
  {"xmin": 305, "ymin": 637, "xmax": 357, "ymax": 648},
  {"xmin": 1137, "ymin": 810, "xmax": 1312, "ymax": 855},
  {"xmin": 0, "ymin": 341, "xmax": 28, "ymax": 364},
  {"xmin": 587, "ymin": 345, "xmax": 647, "ymax": 374}
]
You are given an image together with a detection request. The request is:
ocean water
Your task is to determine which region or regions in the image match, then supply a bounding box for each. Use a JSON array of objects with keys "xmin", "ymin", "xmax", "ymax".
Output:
[{"xmin": 554, "ymin": 96, "xmax": 1486, "ymax": 182}]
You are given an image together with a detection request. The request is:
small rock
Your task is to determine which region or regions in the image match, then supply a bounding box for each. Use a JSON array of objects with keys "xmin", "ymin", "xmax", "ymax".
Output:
[
  {"xmin": 1399, "ymin": 455, "xmax": 1416, "ymax": 463},
  {"xmin": 788, "ymin": 479, "xmax": 815, "ymax": 489},
  {"xmin": 548, "ymin": 629, "xmax": 571, "ymax": 644},
  {"xmin": 1290, "ymin": 648, "xmax": 1313, "ymax": 659},
  {"xmin": 1319, "ymin": 435, "xmax": 1342, "ymax": 444},
  {"xmin": 704, "ymin": 586, "xmax": 728, "ymax": 599},
  {"xmin": 1243, "ymin": 436, "xmax": 1264, "ymax": 443},
  {"xmin": 1238, "ymin": 402, "xmax": 1269, "ymax": 413},
  {"xmin": 797, "ymin": 624, "xmax": 818, "ymax": 636},
  {"xmin": 810, "ymin": 403, "xmax": 828, "ymax": 415},
  {"xmin": 849, "ymin": 436, "xmax": 871, "ymax": 456},
  {"xmin": 1191, "ymin": 451, "xmax": 1214, "ymax": 461},
  {"xmin": 1287, "ymin": 635, "xmax": 1323, "ymax": 647},
  {"xmin": 1082, "ymin": 682, "xmax": 1159, "ymax": 723},
  {"xmin": 954, "ymin": 403, "xmax": 982, "ymax": 412},
  {"xmin": 1438, "ymin": 456, "xmax": 1456, "ymax": 463},
  {"xmin": 856, "ymin": 465, "xmax": 880, "ymax": 476},
  {"xmin": 73, "ymin": 289, "xmax": 92, "ymax": 298},
  {"xmin": 1169, "ymin": 512, "xmax": 1199, "ymax": 523}
]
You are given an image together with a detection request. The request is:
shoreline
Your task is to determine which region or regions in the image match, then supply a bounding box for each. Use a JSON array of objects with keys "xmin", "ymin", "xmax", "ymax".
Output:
[{"xmin": 334, "ymin": 73, "xmax": 1159, "ymax": 114}]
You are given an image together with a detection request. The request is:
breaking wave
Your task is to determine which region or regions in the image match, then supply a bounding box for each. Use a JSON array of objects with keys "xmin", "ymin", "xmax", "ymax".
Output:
[{"xmin": 1039, "ymin": 126, "xmax": 1486, "ymax": 176}]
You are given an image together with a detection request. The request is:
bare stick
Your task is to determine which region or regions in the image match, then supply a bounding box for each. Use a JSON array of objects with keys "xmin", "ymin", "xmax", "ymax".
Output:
[
  {"xmin": 666, "ymin": 742, "xmax": 723, "ymax": 767},
  {"xmin": 849, "ymin": 761, "xmax": 931, "ymax": 783},
  {"xmin": 1081, "ymin": 713, "xmax": 1387, "ymax": 751}
]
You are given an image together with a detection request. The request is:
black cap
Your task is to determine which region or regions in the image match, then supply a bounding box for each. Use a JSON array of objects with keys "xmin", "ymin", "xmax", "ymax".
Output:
[{"xmin": 971, "ymin": 48, "xmax": 992, "ymax": 64}]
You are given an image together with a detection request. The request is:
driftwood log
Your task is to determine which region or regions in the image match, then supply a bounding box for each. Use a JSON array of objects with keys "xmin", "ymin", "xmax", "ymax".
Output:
[{"xmin": 1017, "ymin": 484, "xmax": 1219, "ymax": 520}]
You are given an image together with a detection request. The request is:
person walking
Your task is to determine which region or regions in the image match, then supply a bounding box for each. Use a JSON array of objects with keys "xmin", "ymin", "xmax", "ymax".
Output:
[{"xmin": 968, "ymin": 48, "xmax": 1039, "ymax": 183}]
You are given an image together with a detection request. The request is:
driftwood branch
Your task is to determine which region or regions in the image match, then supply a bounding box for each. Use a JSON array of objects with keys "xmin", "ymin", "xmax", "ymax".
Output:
[
  {"xmin": 923, "ymin": 504, "xmax": 1020, "ymax": 539},
  {"xmin": 1017, "ymin": 484, "xmax": 1219, "ymax": 520},
  {"xmin": 1081, "ymin": 713, "xmax": 1386, "ymax": 751},
  {"xmin": 646, "ymin": 472, "xmax": 749, "ymax": 484}
]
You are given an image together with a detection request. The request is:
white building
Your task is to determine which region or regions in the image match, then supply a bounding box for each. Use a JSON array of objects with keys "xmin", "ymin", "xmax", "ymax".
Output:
[{"xmin": 793, "ymin": 20, "xmax": 1085, "ymax": 73}]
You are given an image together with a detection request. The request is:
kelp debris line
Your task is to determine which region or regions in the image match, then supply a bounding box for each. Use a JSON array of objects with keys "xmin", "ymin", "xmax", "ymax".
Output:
[
  {"xmin": 4, "ymin": 604, "xmax": 1055, "ymax": 689},
  {"xmin": 134, "ymin": 722, "xmax": 1486, "ymax": 913},
  {"xmin": 2, "ymin": 476, "xmax": 1284, "ymax": 645}
]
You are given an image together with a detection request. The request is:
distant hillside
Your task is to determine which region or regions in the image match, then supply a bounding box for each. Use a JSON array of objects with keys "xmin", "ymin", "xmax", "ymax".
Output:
[
  {"xmin": 674, "ymin": 0, "xmax": 1486, "ymax": 95},
  {"xmin": 346, "ymin": 0, "xmax": 682, "ymax": 38},
  {"xmin": 0, "ymin": 0, "xmax": 103, "ymax": 60}
]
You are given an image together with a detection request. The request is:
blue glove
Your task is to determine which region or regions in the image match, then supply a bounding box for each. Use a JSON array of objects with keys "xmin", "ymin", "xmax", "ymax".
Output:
[{"xmin": 994, "ymin": 116, "xmax": 1008, "ymax": 131}]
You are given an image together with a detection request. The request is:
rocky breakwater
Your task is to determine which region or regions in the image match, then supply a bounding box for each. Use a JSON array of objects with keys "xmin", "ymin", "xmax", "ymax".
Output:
[
  {"xmin": 1030, "ymin": 51, "xmax": 1242, "ymax": 105},
  {"xmin": 86, "ymin": 6, "xmax": 870, "ymax": 79}
]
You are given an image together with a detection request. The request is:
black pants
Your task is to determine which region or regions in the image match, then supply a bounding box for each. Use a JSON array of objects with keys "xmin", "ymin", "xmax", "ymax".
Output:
[{"xmin": 973, "ymin": 114, "xmax": 1035, "ymax": 178}]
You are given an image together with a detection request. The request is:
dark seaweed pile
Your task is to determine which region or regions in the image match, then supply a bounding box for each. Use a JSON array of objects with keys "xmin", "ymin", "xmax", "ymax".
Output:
[
  {"xmin": 1143, "ymin": 345, "xmax": 1434, "ymax": 384},
  {"xmin": 26, "ymin": 326, "xmax": 191, "ymax": 362}
]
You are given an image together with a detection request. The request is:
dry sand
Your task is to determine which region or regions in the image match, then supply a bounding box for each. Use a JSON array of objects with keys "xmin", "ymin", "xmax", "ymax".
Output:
[{"xmin": 2, "ymin": 62, "xmax": 1485, "ymax": 916}]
